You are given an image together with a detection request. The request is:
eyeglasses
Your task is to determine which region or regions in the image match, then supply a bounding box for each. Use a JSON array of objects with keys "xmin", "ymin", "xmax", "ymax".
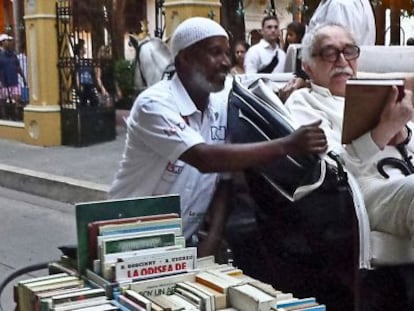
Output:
[{"xmin": 314, "ymin": 44, "xmax": 360, "ymax": 63}]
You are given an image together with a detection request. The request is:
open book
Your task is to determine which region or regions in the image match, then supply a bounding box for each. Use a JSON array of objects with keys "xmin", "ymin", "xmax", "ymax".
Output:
[{"xmin": 342, "ymin": 73, "xmax": 414, "ymax": 144}]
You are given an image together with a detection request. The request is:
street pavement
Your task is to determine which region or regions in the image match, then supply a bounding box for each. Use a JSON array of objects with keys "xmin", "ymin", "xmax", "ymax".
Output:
[
  {"xmin": 0, "ymin": 187, "xmax": 77, "ymax": 311},
  {"xmin": 0, "ymin": 114, "xmax": 130, "ymax": 310},
  {"xmin": 0, "ymin": 119, "xmax": 128, "ymax": 204}
]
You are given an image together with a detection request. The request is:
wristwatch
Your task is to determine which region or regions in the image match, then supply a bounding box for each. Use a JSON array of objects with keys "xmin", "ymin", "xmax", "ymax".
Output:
[{"xmin": 402, "ymin": 125, "xmax": 412, "ymax": 145}]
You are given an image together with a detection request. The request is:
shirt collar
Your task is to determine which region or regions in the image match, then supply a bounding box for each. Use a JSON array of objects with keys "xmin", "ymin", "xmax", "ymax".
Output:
[
  {"xmin": 170, "ymin": 74, "xmax": 198, "ymax": 117},
  {"xmin": 259, "ymin": 39, "xmax": 279, "ymax": 50},
  {"xmin": 170, "ymin": 74, "xmax": 216, "ymax": 121},
  {"xmin": 310, "ymin": 82, "xmax": 344, "ymax": 100}
]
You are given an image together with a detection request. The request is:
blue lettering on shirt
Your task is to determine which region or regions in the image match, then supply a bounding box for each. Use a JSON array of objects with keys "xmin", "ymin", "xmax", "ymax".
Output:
[{"xmin": 210, "ymin": 126, "xmax": 226, "ymax": 140}]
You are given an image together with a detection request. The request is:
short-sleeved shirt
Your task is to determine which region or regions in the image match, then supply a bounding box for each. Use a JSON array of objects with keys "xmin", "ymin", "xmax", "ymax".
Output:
[
  {"xmin": 109, "ymin": 75, "xmax": 231, "ymax": 239},
  {"xmin": 0, "ymin": 50, "xmax": 20, "ymax": 87},
  {"xmin": 244, "ymin": 39, "xmax": 286, "ymax": 74}
]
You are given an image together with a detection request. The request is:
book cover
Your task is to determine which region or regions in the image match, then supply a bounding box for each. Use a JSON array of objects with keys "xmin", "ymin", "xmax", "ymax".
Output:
[
  {"xmin": 114, "ymin": 247, "xmax": 197, "ymax": 282},
  {"xmin": 73, "ymin": 303, "xmax": 119, "ymax": 311},
  {"xmin": 295, "ymin": 305, "xmax": 326, "ymax": 311},
  {"xmin": 247, "ymin": 280, "xmax": 280, "ymax": 298},
  {"xmin": 37, "ymin": 286, "xmax": 90, "ymax": 311},
  {"xmin": 99, "ymin": 230, "xmax": 178, "ymax": 257},
  {"xmin": 99, "ymin": 218, "xmax": 182, "ymax": 236},
  {"xmin": 124, "ymin": 290, "xmax": 153, "ymax": 311},
  {"xmin": 342, "ymin": 74, "xmax": 414, "ymax": 144},
  {"xmin": 195, "ymin": 272, "xmax": 242, "ymax": 294},
  {"xmin": 129, "ymin": 271, "xmax": 198, "ymax": 298},
  {"xmin": 182, "ymin": 281, "xmax": 227, "ymax": 310},
  {"xmin": 228, "ymin": 284, "xmax": 276, "ymax": 311},
  {"xmin": 50, "ymin": 288, "xmax": 106, "ymax": 306},
  {"xmin": 88, "ymin": 213, "xmax": 179, "ymax": 267},
  {"xmin": 174, "ymin": 288, "xmax": 204, "ymax": 311},
  {"xmin": 15, "ymin": 273, "xmax": 69, "ymax": 310},
  {"xmin": 146, "ymin": 294, "xmax": 185, "ymax": 311},
  {"xmin": 275, "ymin": 297, "xmax": 317, "ymax": 310},
  {"xmin": 175, "ymin": 282, "xmax": 214, "ymax": 311},
  {"xmin": 195, "ymin": 256, "xmax": 216, "ymax": 270},
  {"xmin": 208, "ymin": 266, "xmax": 243, "ymax": 277},
  {"xmin": 76, "ymin": 194, "xmax": 180, "ymax": 274},
  {"xmin": 51, "ymin": 296, "xmax": 109, "ymax": 311},
  {"xmin": 118, "ymin": 294, "xmax": 147, "ymax": 311},
  {"xmin": 102, "ymin": 245, "xmax": 185, "ymax": 281},
  {"xmin": 166, "ymin": 293, "xmax": 200, "ymax": 311},
  {"xmin": 20, "ymin": 277, "xmax": 83, "ymax": 311}
]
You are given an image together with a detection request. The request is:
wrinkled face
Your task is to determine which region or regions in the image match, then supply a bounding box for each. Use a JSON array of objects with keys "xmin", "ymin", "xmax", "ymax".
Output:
[
  {"xmin": 286, "ymin": 29, "xmax": 299, "ymax": 44},
  {"xmin": 185, "ymin": 36, "xmax": 231, "ymax": 93},
  {"xmin": 234, "ymin": 43, "xmax": 247, "ymax": 65},
  {"xmin": 304, "ymin": 25, "xmax": 358, "ymax": 97},
  {"xmin": 262, "ymin": 19, "xmax": 280, "ymax": 44}
]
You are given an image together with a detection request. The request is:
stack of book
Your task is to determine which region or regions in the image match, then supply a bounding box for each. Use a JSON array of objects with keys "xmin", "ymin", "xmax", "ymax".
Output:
[
  {"xmin": 13, "ymin": 272, "xmax": 114, "ymax": 311},
  {"xmin": 14, "ymin": 195, "xmax": 326, "ymax": 310},
  {"xmin": 89, "ymin": 212, "xmax": 192, "ymax": 282}
]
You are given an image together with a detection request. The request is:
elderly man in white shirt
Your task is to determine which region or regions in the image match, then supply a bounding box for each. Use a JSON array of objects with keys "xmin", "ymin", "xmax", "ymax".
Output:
[
  {"xmin": 244, "ymin": 15, "xmax": 286, "ymax": 74},
  {"xmin": 286, "ymin": 22, "xmax": 414, "ymax": 243},
  {"xmin": 279, "ymin": 0, "xmax": 376, "ymax": 101}
]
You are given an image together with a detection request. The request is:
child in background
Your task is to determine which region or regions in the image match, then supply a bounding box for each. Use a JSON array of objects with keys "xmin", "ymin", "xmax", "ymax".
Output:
[{"xmin": 283, "ymin": 21, "xmax": 305, "ymax": 52}]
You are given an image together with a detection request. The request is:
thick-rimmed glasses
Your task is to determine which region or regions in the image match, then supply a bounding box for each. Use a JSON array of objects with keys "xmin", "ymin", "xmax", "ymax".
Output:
[{"xmin": 313, "ymin": 44, "xmax": 360, "ymax": 63}]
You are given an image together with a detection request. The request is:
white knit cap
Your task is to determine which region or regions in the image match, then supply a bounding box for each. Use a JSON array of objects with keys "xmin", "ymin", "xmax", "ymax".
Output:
[{"xmin": 171, "ymin": 17, "xmax": 228, "ymax": 58}]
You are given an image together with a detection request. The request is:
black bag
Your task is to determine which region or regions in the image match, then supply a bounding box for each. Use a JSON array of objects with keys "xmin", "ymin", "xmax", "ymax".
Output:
[
  {"xmin": 226, "ymin": 77, "xmax": 359, "ymax": 310},
  {"xmin": 258, "ymin": 51, "xmax": 279, "ymax": 74}
]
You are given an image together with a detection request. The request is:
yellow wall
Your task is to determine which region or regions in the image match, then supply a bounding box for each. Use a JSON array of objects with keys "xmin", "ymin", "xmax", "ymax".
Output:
[
  {"xmin": 0, "ymin": 0, "xmax": 63, "ymax": 146},
  {"xmin": 164, "ymin": 0, "xmax": 222, "ymax": 39}
]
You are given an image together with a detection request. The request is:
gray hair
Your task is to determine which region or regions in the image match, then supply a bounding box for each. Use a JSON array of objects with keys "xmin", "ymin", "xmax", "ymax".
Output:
[{"xmin": 301, "ymin": 22, "xmax": 356, "ymax": 64}]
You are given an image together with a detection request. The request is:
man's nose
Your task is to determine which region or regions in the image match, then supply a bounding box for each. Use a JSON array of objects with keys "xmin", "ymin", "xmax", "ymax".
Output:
[
  {"xmin": 335, "ymin": 52, "xmax": 348, "ymax": 64},
  {"xmin": 223, "ymin": 54, "xmax": 231, "ymax": 66}
]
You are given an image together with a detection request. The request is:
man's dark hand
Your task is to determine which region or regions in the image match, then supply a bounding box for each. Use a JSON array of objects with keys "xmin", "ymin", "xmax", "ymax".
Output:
[{"xmin": 283, "ymin": 120, "xmax": 328, "ymax": 155}]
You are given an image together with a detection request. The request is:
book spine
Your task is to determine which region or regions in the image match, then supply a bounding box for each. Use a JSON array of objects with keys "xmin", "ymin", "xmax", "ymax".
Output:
[
  {"xmin": 115, "ymin": 248, "xmax": 197, "ymax": 282},
  {"xmin": 129, "ymin": 272, "xmax": 197, "ymax": 298},
  {"xmin": 104, "ymin": 233, "xmax": 177, "ymax": 255},
  {"xmin": 101, "ymin": 224, "xmax": 182, "ymax": 237}
]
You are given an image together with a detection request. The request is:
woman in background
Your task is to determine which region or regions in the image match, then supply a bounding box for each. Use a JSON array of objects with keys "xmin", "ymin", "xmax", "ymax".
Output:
[
  {"xmin": 96, "ymin": 45, "xmax": 122, "ymax": 107},
  {"xmin": 230, "ymin": 40, "xmax": 249, "ymax": 76}
]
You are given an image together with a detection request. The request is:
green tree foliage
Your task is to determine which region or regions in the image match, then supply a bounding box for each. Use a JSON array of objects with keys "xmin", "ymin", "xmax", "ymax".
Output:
[{"xmin": 114, "ymin": 59, "xmax": 136, "ymax": 109}]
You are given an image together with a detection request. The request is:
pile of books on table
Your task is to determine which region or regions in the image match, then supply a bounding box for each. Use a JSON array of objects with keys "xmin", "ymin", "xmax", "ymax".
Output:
[{"xmin": 14, "ymin": 195, "xmax": 326, "ymax": 311}]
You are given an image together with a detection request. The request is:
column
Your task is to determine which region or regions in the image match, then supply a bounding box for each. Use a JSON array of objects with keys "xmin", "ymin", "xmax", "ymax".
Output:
[
  {"xmin": 163, "ymin": 0, "xmax": 222, "ymax": 40},
  {"xmin": 23, "ymin": 0, "xmax": 61, "ymax": 146}
]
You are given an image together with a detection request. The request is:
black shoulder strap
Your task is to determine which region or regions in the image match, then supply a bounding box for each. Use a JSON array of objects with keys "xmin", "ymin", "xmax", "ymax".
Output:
[{"xmin": 258, "ymin": 51, "xmax": 278, "ymax": 74}]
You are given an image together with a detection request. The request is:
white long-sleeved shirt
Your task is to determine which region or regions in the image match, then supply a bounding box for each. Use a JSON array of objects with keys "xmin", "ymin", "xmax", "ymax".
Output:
[
  {"xmin": 308, "ymin": 0, "xmax": 376, "ymax": 46},
  {"xmin": 244, "ymin": 39, "xmax": 286, "ymax": 74},
  {"xmin": 285, "ymin": 84, "xmax": 414, "ymax": 238}
]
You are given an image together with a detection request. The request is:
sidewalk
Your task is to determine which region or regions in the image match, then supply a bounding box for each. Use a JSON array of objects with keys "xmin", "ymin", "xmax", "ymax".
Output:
[{"xmin": 0, "ymin": 119, "xmax": 128, "ymax": 204}]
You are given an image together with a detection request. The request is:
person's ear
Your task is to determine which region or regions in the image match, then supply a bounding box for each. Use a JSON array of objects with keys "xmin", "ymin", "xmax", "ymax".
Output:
[
  {"xmin": 180, "ymin": 49, "xmax": 196, "ymax": 66},
  {"xmin": 303, "ymin": 62, "xmax": 312, "ymax": 77}
]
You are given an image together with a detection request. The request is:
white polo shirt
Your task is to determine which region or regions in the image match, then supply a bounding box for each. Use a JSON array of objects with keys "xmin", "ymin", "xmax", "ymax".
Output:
[
  {"xmin": 244, "ymin": 39, "xmax": 286, "ymax": 74},
  {"xmin": 109, "ymin": 75, "xmax": 231, "ymax": 239}
]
